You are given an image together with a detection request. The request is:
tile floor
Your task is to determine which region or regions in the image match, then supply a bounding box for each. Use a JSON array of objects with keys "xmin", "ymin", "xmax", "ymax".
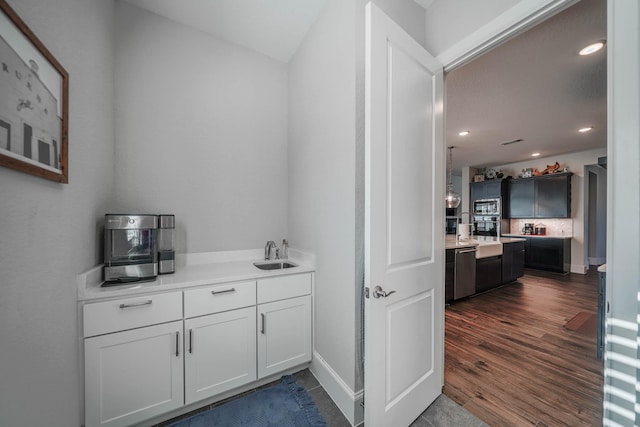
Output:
[{"xmin": 155, "ymin": 368, "xmax": 485, "ymax": 427}]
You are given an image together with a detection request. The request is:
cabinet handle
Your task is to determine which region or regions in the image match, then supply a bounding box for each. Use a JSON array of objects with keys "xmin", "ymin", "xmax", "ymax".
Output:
[
  {"xmin": 189, "ymin": 329, "xmax": 193, "ymax": 354},
  {"xmin": 211, "ymin": 288, "xmax": 235, "ymax": 295},
  {"xmin": 175, "ymin": 331, "xmax": 180, "ymax": 357},
  {"xmin": 261, "ymin": 313, "xmax": 266, "ymax": 334},
  {"xmin": 119, "ymin": 299, "xmax": 152, "ymax": 309}
]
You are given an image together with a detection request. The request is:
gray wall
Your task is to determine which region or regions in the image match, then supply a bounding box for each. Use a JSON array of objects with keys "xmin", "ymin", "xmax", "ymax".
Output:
[
  {"xmin": 288, "ymin": 0, "xmax": 358, "ymax": 392},
  {"xmin": 423, "ymin": 0, "xmax": 521, "ymax": 56},
  {"xmin": 0, "ymin": 0, "xmax": 116, "ymax": 425},
  {"xmin": 114, "ymin": 2, "xmax": 289, "ymax": 253}
]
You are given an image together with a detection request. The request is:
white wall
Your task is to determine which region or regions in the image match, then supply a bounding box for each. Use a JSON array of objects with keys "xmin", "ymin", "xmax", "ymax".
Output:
[
  {"xmin": 114, "ymin": 2, "xmax": 289, "ymax": 253},
  {"xmin": 492, "ymin": 147, "xmax": 606, "ymax": 273},
  {"xmin": 288, "ymin": 0, "xmax": 359, "ymax": 421},
  {"xmin": 372, "ymin": 0, "xmax": 427, "ymax": 47},
  {"xmin": 423, "ymin": 0, "xmax": 520, "ymax": 56},
  {"xmin": 0, "ymin": 0, "xmax": 116, "ymax": 426}
]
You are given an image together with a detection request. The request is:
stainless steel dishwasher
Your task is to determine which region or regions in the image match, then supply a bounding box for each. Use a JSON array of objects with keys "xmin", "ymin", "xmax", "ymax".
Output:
[{"xmin": 454, "ymin": 247, "xmax": 477, "ymax": 300}]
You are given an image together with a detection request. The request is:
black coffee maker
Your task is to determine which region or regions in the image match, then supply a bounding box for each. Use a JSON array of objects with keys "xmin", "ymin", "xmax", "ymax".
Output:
[{"xmin": 522, "ymin": 223, "xmax": 534, "ymax": 235}]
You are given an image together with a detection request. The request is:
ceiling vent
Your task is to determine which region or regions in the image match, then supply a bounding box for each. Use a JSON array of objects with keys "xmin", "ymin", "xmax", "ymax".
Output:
[{"xmin": 501, "ymin": 138, "xmax": 523, "ymax": 146}]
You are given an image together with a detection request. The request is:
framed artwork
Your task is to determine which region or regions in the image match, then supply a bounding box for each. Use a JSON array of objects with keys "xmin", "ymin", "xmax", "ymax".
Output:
[{"xmin": 0, "ymin": 0, "xmax": 68, "ymax": 183}]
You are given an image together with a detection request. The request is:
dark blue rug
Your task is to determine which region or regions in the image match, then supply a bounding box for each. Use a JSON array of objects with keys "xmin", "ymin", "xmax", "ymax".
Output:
[{"xmin": 168, "ymin": 375, "xmax": 327, "ymax": 427}]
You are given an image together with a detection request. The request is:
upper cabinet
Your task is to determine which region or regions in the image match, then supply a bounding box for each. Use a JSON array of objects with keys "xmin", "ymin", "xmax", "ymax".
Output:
[
  {"xmin": 507, "ymin": 172, "xmax": 572, "ymax": 219},
  {"xmin": 470, "ymin": 179, "xmax": 507, "ymax": 202}
]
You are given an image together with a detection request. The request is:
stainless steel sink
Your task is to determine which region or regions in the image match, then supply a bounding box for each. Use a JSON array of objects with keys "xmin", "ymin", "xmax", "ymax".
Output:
[{"xmin": 253, "ymin": 261, "xmax": 298, "ymax": 270}]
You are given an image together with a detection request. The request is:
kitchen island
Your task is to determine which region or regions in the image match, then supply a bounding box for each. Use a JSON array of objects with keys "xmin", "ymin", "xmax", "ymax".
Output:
[{"xmin": 445, "ymin": 236, "xmax": 526, "ymax": 302}]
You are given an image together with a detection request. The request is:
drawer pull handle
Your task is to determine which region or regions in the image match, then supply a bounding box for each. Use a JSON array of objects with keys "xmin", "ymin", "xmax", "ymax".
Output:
[
  {"xmin": 211, "ymin": 288, "xmax": 236, "ymax": 295},
  {"xmin": 119, "ymin": 300, "xmax": 152, "ymax": 309},
  {"xmin": 175, "ymin": 331, "xmax": 180, "ymax": 357},
  {"xmin": 261, "ymin": 313, "xmax": 266, "ymax": 334},
  {"xmin": 189, "ymin": 329, "xmax": 193, "ymax": 354}
]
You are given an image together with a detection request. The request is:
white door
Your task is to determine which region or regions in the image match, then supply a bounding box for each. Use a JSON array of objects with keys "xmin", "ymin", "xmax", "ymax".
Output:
[
  {"xmin": 184, "ymin": 307, "xmax": 257, "ymax": 404},
  {"xmin": 84, "ymin": 321, "xmax": 184, "ymax": 427},
  {"xmin": 364, "ymin": 4, "xmax": 445, "ymax": 427},
  {"xmin": 257, "ymin": 295, "xmax": 312, "ymax": 378}
]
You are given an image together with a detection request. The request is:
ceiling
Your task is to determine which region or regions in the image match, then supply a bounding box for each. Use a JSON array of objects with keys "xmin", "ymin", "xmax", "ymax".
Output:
[
  {"xmin": 121, "ymin": 0, "xmax": 606, "ymax": 174},
  {"xmin": 120, "ymin": 0, "xmax": 327, "ymax": 63},
  {"xmin": 445, "ymin": 0, "xmax": 607, "ymax": 173}
]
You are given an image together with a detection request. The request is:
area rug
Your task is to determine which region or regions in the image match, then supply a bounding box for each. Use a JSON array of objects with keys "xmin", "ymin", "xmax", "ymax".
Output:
[
  {"xmin": 168, "ymin": 375, "xmax": 327, "ymax": 427},
  {"xmin": 564, "ymin": 311, "xmax": 597, "ymax": 337}
]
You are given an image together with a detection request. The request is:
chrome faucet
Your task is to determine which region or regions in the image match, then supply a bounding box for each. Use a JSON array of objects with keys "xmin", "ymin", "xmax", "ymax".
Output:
[
  {"xmin": 264, "ymin": 241, "xmax": 278, "ymax": 260},
  {"xmin": 457, "ymin": 212, "xmax": 473, "ymax": 241}
]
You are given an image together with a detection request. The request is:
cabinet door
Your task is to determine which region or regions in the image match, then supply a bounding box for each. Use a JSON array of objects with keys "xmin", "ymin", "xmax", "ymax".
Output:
[
  {"xmin": 84, "ymin": 321, "xmax": 183, "ymax": 427},
  {"xmin": 502, "ymin": 241, "xmax": 525, "ymax": 284},
  {"xmin": 507, "ymin": 179, "xmax": 534, "ymax": 218},
  {"xmin": 184, "ymin": 307, "xmax": 256, "ymax": 404},
  {"xmin": 527, "ymin": 238, "xmax": 564, "ymax": 272},
  {"xmin": 483, "ymin": 180, "xmax": 503, "ymax": 199},
  {"xmin": 470, "ymin": 181, "xmax": 484, "ymax": 202},
  {"xmin": 445, "ymin": 249, "xmax": 454, "ymax": 303},
  {"xmin": 535, "ymin": 175, "xmax": 571, "ymax": 218},
  {"xmin": 257, "ymin": 295, "xmax": 312, "ymax": 378},
  {"xmin": 476, "ymin": 256, "xmax": 502, "ymax": 292}
]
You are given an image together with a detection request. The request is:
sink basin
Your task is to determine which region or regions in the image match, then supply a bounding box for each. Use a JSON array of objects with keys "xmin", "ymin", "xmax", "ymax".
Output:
[
  {"xmin": 473, "ymin": 241, "xmax": 503, "ymax": 259},
  {"xmin": 253, "ymin": 261, "xmax": 298, "ymax": 270}
]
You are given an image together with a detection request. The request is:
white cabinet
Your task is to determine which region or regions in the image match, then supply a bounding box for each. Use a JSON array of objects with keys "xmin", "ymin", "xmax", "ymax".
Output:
[
  {"xmin": 257, "ymin": 273, "xmax": 312, "ymax": 378},
  {"xmin": 183, "ymin": 281, "xmax": 257, "ymax": 403},
  {"xmin": 82, "ymin": 272, "xmax": 312, "ymax": 427},
  {"xmin": 84, "ymin": 321, "xmax": 184, "ymax": 427}
]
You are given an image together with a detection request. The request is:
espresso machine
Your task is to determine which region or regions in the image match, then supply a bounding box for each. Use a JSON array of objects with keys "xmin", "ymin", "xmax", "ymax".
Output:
[{"xmin": 522, "ymin": 223, "xmax": 535, "ymax": 235}]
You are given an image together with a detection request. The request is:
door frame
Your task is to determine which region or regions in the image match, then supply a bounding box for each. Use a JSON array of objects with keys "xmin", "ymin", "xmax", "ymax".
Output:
[{"xmin": 357, "ymin": 1, "xmax": 596, "ymax": 425}]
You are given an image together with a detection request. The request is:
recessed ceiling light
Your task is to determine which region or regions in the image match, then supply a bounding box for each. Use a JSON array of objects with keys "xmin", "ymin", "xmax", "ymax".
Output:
[
  {"xmin": 458, "ymin": 130, "xmax": 470, "ymax": 136},
  {"xmin": 578, "ymin": 126, "xmax": 593, "ymax": 133},
  {"xmin": 579, "ymin": 41, "xmax": 606, "ymax": 56},
  {"xmin": 531, "ymin": 152, "xmax": 541, "ymax": 157}
]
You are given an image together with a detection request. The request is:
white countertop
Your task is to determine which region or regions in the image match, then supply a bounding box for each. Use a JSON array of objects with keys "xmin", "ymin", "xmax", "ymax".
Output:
[
  {"xmin": 77, "ymin": 249, "xmax": 315, "ymax": 302},
  {"xmin": 445, "ymin": 236, "xmax": 526, "ymax": 250}
]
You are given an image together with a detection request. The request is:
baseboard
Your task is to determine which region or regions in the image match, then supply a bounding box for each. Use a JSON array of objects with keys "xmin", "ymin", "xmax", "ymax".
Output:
[
  {"xmin": 309, "ymin": 351, "xmax": 364, "ymax": 426},
  {"xmin": 571, "ymin": 264, "xmax": 587, "ymax": 274},
  {"xmin": 588, "ymin": 257, "xmax": 606, "ymax": 266}
]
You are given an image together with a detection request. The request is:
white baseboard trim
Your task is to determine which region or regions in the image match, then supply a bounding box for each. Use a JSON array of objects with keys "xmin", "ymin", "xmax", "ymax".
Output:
[
  {"xmin": 588, "ymin": 257, "xmax": 606, "ymax": 266},
  {"xmin": 310, "ymin": 351, "xmax": 364, "ymax": 426},
  {"xmin": 571, "ymin": 264, "xmax": 587, "ymax": 274}
]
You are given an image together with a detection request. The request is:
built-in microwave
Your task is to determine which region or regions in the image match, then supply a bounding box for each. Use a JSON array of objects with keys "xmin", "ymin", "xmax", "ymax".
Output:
[{"xmin": 473, "ymin": 198, "xmax": 500, "ymax": 216}]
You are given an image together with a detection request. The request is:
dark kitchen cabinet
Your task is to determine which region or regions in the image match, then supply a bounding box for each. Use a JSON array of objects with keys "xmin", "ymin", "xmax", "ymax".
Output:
[
  {"xmin": 507, "ymin": 172, "xmax": 572, "ymax": 218},
  {"xmin": 445, "ymin": 249, "xmax": 454, "ymax": 303},
  {"xmin": 535, "ymin": 174, "xmax": 571, "ymax": 217},
  {"xmin": 502, "ymin": 241, "xmax": 525, "ymax": 284},
  {"xmin": 524, "ymin": 237, "xmax": 571, "ymax": 273},
  {"xmin": 507, "ymin": 179, "xmax": 534, "ymax": 218},
  {"xmin": 470, "ymin": 179, "xmax": 507, "ymax": 203},
  {"xmin": 476, "ymin": 256, "xmax": 502, "ymax": 293}
]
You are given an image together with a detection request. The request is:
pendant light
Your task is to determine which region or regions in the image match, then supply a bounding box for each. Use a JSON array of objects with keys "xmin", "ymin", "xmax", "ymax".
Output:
[{"xmin": 445, "ymin": 146, "xmax": 461, "ymax": 209}]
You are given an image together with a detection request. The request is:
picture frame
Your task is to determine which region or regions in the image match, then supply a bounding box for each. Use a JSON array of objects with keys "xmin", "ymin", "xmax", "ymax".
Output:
[{"xmin": 0, "ymin": 0, "xmax": 69, "ymax": 183}]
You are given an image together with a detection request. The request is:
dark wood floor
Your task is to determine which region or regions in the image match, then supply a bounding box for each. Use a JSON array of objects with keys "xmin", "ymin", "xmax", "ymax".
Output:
[{"xmin": 444, "ymin": 268, "xmax": 604, "ymax": 426}]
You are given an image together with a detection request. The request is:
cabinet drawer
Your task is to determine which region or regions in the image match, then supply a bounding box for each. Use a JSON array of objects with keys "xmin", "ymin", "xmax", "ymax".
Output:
[
  {"xmin": 83, "ymin": 292, "xmax": 182, "ymax": 337},
  {"xmin": 184, "ymin": 281, "xmax": 256, "ymax": 318},
  {"xmin": 257, "ymin": 274, "xmax": 311, "ymax": 304}
]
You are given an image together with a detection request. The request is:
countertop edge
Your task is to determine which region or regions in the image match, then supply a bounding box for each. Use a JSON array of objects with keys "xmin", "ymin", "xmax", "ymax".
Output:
[{"xmin": 78, "ymin": 249, "xmax": 316, "ymax": 302}]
